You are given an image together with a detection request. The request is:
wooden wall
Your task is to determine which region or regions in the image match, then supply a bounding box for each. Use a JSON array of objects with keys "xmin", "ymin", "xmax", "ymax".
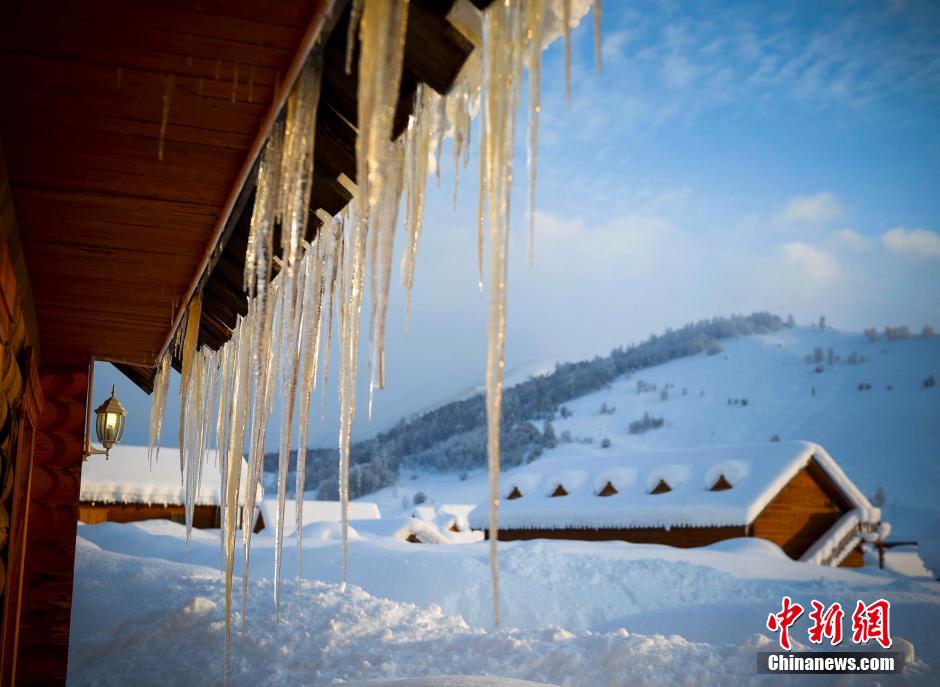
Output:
[
  {"xmin": 751, "ymin": 460, "xmax": 851, "ymax": 561},
  {"xmin": 491, "ymin": 524, "xmax": 747, "ymax": 547},
  {"xmin": 78, "ymin": 503, "xmax": 222, "ymax": 529},
  {"xmin": 15, "ymin": 365, "xmax": 88, "ymax": 686}
]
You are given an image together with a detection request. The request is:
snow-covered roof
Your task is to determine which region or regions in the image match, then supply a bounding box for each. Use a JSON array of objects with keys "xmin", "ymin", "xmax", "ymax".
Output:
[
  {"xmin": 412, "ymin": 504, "xmax": 475, "ymax": 532},
  {"xmin": 80, "ymin": 445, "xmax": 258, "ymax": 507},
  {"xmin": 256, "ymin": 499, "xmax": 381, "ymax": 536},
  {"xmin": 469, "ymin": 441, "xmax": 874, "ymax": 531},
  {"xmin": 353, "ymin": 516, "xmax": 450, "ymax": 544}
]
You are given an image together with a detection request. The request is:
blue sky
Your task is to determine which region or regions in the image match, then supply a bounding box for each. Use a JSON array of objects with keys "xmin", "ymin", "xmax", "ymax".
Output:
[{"xmin": 98, "ymin": 0, "xmax": 940, "ymax": 450}]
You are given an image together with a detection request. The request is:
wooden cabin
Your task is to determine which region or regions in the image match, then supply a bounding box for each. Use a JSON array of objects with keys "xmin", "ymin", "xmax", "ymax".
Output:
[
  {"xmin": 0, "ymin": 0, "xmax": 489, "ymax": 682},
  {"xmin": 79, "ymin": 446, "xmax": 258, "ymax": 530},
  {"xmin": 469, "ymin": 441, "xmax": 887, "ymax": 568}
]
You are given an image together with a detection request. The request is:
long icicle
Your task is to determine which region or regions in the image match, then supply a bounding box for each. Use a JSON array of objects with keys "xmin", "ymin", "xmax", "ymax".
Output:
[
  {"xmin": 272, "ymin": 58, "xmax": 322, "ymax": 619},
  {"xmin": 348, "ymin": 0, "xmax": 410, "ymax": 585},
  {"xmin": 222, "ymin": 315, "xmax": 251, "ymax": 686},
  {"xmin": 178, "ymin": 296, "xmax": 202, "ymax": 483},
  {"xmin": 147, "ymin": 351, "xmax": 172, "ymax": 468},
  {"xmin": 481, "ymin": 0, "xmax": 526, "ymax": 630},
  {"xmin": 296, "ymin": 223, "xmax": 334, "ymax": 576},
  {"xmin": 401, "ymin": 87, "xmax": 433, "ymax": 323},
  {"xmin": 368, "ymin": 139, "xmax": 404, "ymax": 416}
]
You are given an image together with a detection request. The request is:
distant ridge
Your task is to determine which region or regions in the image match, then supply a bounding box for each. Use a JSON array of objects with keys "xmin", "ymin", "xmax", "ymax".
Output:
[{"xmin": 267, "ymin": 313, "xmax": 786, "ymax": 500}]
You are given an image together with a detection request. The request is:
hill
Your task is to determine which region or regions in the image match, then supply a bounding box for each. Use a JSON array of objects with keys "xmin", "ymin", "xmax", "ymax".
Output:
[{"xmin": 363, "ymin": 325, "xmax": 940, "ymax": 570}]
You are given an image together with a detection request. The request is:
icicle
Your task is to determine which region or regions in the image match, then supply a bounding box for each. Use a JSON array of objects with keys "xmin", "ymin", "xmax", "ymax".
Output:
[
  {"xmin": 147, "ymin": 352, "xmax": 171, "ymax": 468},
  {"xmin": 593, "ymin": 0, "xmax": 603, "ymax": 74},
  {"xmin": 562, "ymin": 0, "xmax": 572, "ymax": 104},
  {"xmin": 526, "ymin": 0, "xmax": 546, "ymax": 265},
  {"xmin": 178, "ymin": 296, "xmax": 202, "ymax": 483},
  {"xmin": 222, "ymin": 315, "xmax": 251, "ymax": 686},
  {"xmin": 278, "ymin": 60, "xmax": 321, "ymax": 275},
  {"xmin": 477, "ymin": 113, "xmax": 486, "ymax": 297},
  {"xmin": 401, "ymin": 86, "xmax": 433, "ymax": 322},
  {"xmin": 158, "ymin": 74, "xmax": 174, "ymax": 162},
  {"xmin": 479, "ymin": 0, "xmax": 527, "ymax": 629},
  {"xmin": 244, "ymin": 120, "xmax": 283, "ymax": 436},
  {"xmin": 355, "ymin": 0, "xmax": 409, "ymax": 220},
  {"xmin": 295, "ymin": 225, "xmax": 333, "ymax": 576},
  {"xmin": 273, "ymin": 269, "xmax": 305, "ymax": 618},
  {"xmin": 368, "ymin": 139, "xmax": 404, "ymax": 415},
  {"xmin": 320, "ymin": 214, "xmax": 344, "ymax": 420},
  {"xmin": 241, "ymin": 284, "xmax": 281, "ymax": 626},
  {"xmin": 345, "ymin": 0, "xmax": 409, "ymax": 583}
]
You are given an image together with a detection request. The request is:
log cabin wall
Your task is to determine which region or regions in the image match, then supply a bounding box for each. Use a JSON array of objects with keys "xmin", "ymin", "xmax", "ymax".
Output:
[
  {"xmin": 491, "ymin": 525, "xmax": 748, "ymax": 547},
  {"xmin": 0, "ymin": 143, "xmax": 46, "ymax": 687},
  {"xmin": 15, "ymin": 364, "xmax": 88, "ymax": 686},
  {"xmin": 751, "ymin": 459, "xmax": 853, "ymax": 561}
]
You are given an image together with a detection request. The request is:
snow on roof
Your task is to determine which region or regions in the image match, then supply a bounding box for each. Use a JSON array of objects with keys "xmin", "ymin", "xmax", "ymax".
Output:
[
  {"xmin": 412, "ymin": 504, "xmax": 475, "ymax": 532},
  {"xmin": 79, "ymin": 445, "xmax": 258, "ymax": 507},
  {"xmin": 469, "ymin": 441, "xmax": 874, "ymax": 531},
  {"xmin": 257, "ymin": 499, "xmax": 381, "ymax": 536},
  {"xmin": 353, "ymin": 516, "xmax": 450, "ymax": 544}
]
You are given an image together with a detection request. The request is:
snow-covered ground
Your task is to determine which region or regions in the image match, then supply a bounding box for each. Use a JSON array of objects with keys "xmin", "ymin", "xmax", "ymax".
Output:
[
  {"xmin": 68, "ymin": 327, "xmax": 940, "ymax": 685},
  {"xmin": 71, "ymin": 520, "xmax": 937, "ymax": 685}
]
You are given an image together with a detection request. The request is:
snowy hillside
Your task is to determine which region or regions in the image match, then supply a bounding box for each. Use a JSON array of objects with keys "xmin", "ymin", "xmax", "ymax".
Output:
[{"xmin": 370, "ymin": 327, "xmax": 940, "ymax": 566}]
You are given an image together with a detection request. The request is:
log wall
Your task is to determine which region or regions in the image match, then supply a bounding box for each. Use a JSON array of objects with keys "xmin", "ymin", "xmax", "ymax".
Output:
[{"xmin": 751, "ymin": 460, "xmax": 850, "ymax": 560}]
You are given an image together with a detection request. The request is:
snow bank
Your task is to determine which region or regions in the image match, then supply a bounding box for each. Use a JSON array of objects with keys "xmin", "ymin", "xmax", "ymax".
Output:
[
  {"xmin": 256, "ymin": 498, "xmax": 380, "ymax": 536},
  {"xmin": 68, "ymin": 535, "xmax": 934, "ymax": 686},
  {"xmin": 354, "ymin": 516, "xmax": 450, "ymax": 544}
]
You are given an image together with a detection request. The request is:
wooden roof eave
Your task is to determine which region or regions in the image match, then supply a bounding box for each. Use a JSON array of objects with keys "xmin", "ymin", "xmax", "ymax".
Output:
[{"xmin": 120, "ymin": 0, "xmax": 479, "ymax": 394}]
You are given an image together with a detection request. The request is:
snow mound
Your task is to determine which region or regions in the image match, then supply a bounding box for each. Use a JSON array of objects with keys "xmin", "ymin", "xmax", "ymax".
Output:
[
  {"xmin": 705, "ymin": 537, "xmax": 788, "ymax": 558},
  {"xmin": 301, "ymin": 520, "xmax": 360, "ymax": 541},
  {"xmin": 354, "ymin": 516, "xmax": 450, "ymax": 544}
]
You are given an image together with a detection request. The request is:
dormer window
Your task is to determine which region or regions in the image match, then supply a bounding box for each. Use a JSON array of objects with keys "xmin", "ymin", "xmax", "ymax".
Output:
[
  {"xmin": 649, "ymin": 478, "xmax": 672, "ymax": 494},
  {"xmin": 550, "ymin": 484, "xmax": 569, "ymax": 497},
  {"xmin": 709, "ymin": 474, "xmax": 733, "ymax": 491},
  {"xmin": 597, "ymin": 481, "xmax": 618, "ymax": 497},
  {"xmin": 507, "ymin": 486, "xmax": 523, "ymax": 500}
]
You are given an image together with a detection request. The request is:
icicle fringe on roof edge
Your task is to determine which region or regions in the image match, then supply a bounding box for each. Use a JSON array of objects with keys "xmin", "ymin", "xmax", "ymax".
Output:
[{"xmin": 142, "ymin": 0, "xmax": 602, "ymax": 680}]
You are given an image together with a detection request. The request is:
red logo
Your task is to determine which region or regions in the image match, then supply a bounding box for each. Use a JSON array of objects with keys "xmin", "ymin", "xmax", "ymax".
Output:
[
  {"xmin": 851, "ymin": 599, "xmax": 892, "ymax": 649},
  {"xmin": 767, "ymin": 598, "xmax": 892, "ymax": 649},
  {"xmin": 808, "ymin": 601, "xmax": 844, "ymax": 646},
  {"xmin": 767, "ymin": 596, "xmax": 804, "ymax": 650}
]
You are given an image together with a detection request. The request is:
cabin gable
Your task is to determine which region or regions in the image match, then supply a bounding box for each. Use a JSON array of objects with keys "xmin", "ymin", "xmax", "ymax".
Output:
[{"xmin": 751, "ymin": 458, "xmax": 852, "ymax": 559}]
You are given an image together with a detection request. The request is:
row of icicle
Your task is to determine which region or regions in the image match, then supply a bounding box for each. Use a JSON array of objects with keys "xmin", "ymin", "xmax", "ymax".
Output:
[{"xmin": 146, "ymin": 0, "xmax": 602, "ymax": 682}]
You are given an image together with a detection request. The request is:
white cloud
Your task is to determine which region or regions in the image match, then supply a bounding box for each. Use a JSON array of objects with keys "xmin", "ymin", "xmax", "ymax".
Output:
[
  {"xmin": 834, "ymin": 228, "xmax": 870, "ymax": 251},
  {"xmin": 778, "ymin": 241, "xmax": 844, "ymax": 284},
  {"xmin": 881, "ymin": 227, "xmax": 940, "ymax": 258},
  {"xmin": 778, "ymin": 193, "xmax": 842, "ymax": 225}
]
